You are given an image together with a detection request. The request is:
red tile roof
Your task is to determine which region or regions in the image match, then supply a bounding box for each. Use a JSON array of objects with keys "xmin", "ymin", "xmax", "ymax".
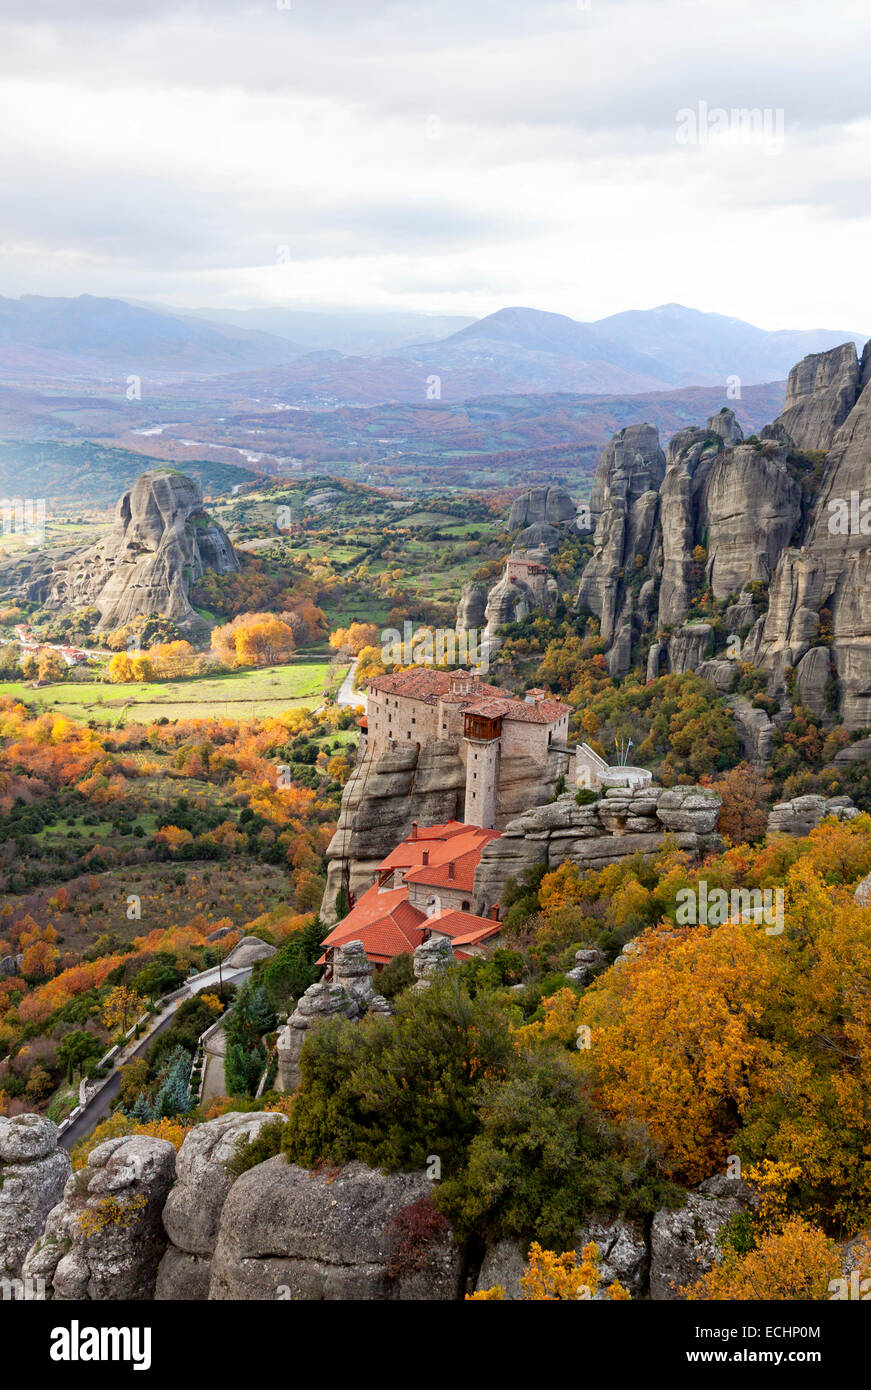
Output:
[
  {"xmin": 404, "ymin": 846, "xmax": 485, "ymax": 893},
  {"xmin": 466, "ymin": 697, "xmax": 570, "ymax": 725},
  {"xmin": 367, "ymin": 669, "xmax": 514, "ymax": 706},
  {"xmin": 424, "ymin": 908, "xmax": 503, "ymax": 946},
  {"xmin": 367, "ymin": 667, "xmax": 569, "ymax": 725},
  {"xmin": 321, "ymin": 820, "xmax": 503, "ymax": 967},
  {"xmin": 320, "ymin": 883, "xmax": 427, "ymax": 964},
  {"xmin": 378, "ymin": 821, "xmax": 470, "ymax": 870}
]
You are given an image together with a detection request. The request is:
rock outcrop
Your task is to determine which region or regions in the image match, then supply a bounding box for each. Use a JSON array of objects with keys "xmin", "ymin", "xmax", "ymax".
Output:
[
  {"xmin": 0, "ymin": 1115, "xmax": 71, "ymax": 1286},
  {"xmin": 477, "ymin": 1215, "xmax": 648, "ymax": 1299},
  {"xmin": 650, "ymin": 1175, "xmax": 752, "ymax": 1300},
  {"xmin": 222, "ymin": 935, "xmax": 277, "ymax": 970},
  {"xmin": 480, "ymin": 547, "xmax": 559, "ymax": 654},
  {"xmin": 322, "ymin": 740, "xmax": 465, "ymax": 922},
  {"xmin": 276, "ymin": 940, "xmax": 390, "ymax": 1092},
  {"xmin": 156, "ymin": 1112, "xmax": 289, "ymax": 1300},
  {"xmin": 412, "ymin": 935, "xmax": 454, "ymax": 988},
  {"xmin": 576, "ymin": 424, "xmax": 665, "ymax": 670},
  {"xmin": 776, "ymin": 342, "xmax": 862, "ymax": 452},
  {"xmin": 472, "ymin": 783, "xmax": 722, "ymax": 908},
  {"xmin": 209, "ymin": 1159, "xmax": 463, "ymax": 1300},
  {"xmin": 569, "ymin": 340, "xmax": 871, "ymax": 731},
  {"xmin": 44, "ymin": 470, "xmax": 238, "ymax": 637},
  {"xmin": 767, "ymin": 793, "xmax": 857, "ymax": 837},
  {"xmin": 455, "ymin": 581, "xmax": 488, "ymax": 633},
  {"xmin": 23, "ymin": 1135, "xmax": 176, "ymax": 1300},
  {"xmin": 508, "ymin": 484, "xmax": 576, "ymax": 532},
  {"xmin": 727, "ymin": 695, "xmax": 775, "ymax": 766}
]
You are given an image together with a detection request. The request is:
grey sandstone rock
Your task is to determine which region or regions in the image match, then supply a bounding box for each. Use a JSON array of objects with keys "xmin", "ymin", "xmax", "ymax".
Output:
[
  {"xmin": 276, "ymin": 940, "xmax": 389, "ymax": 1092},
  {"xmin": 767, "ymin": 793, "xmax": 858, "ymax": 837},
  {"xmin": 0, "ymin": 1116, "xmax": 71, "ymax": 1284},
  {"xmin": 650, "ymin": 1181, "xmax": 748, "ymax": 1300},
  {"xmin": 23, "ymin": 1135, "xmax": 176, "ymax": 1300},
  {"xmin": 156, "ymin": 1111, "xmax": 289, "ymax": 1300},
  {"xmin": 728, "ymin": 695, "xmax": 775, "ymax": 766},
  {"xmin": 473, "ymin": 785, "xmax": 720, "ymax": 906},
  {"xmin": 413, "ymin": 935, "xmax": 454, "ymax": 987},
  {"xmin": 222, "ymin": 935, "xmax": 277, "ymax": 969},
  {"xmin": 565, "ymin": 946, "xmax": 606, "ymax": 986},
  {"xmin": 508, "ymin": 484, "xmax": 576, "ymax": 531},
  {"xmin": 776, "ymin": 342, "xmax": 862, "ymax": 452},
  {"xmin": 477, "ymin": 1215, "xmax": 648, "ymax": 1299},
  {"xmin": 43, "ymin": 470, "xmax": 238, "ymax": 638},
  {"xmin": 209, "ymin": 1158, "xmax": 463, "ymax": 1300}
]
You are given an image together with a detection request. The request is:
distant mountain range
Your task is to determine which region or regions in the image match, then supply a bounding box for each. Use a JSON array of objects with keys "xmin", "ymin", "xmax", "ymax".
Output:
[
  {"xmin": 0, "ymin": 295, "xmax": 304, "ymax": 381},
  {"xmin": 0, "ymin": 295, "xmax": 865, "ymax": 401},
  {"xmin": 399, "ymin": 304, "xmax": 868, "ymax": 394}
]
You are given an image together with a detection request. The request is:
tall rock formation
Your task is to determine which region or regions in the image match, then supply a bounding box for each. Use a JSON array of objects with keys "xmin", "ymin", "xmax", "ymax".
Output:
[
  {"xmin": 576, "ymin": 423, "xmax": 665, "ymax": 673},
  {"xmin": 573, "ymin": 337, "xmax": 871, "ymax": 732},
  {"xmin": 750, "ymin": 344, "xmax": 871, "ymax": 723},
  {"xmin": 457, "ymin": 483, "xmax": 578, "ymax": 651},
  {"xmin": 45, "ymin": 470, "xmax": 238, "ymax": 637},
  {"xmin": 321, "ymin": 734, "xmax": 569, "ymax": 924},
  {"xmin": 776, "ymin": 342, "xmax": 863, "ymax": 451},
  {"xmin": 508, "ymin": 483, "xmax": 576, "ymax": 533}
]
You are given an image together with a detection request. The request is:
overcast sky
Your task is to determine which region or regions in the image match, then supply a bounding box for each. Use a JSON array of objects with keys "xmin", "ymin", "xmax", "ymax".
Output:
[{"xmin": 0, "ymin": 0, "xmax": 869, "ymax": 330}]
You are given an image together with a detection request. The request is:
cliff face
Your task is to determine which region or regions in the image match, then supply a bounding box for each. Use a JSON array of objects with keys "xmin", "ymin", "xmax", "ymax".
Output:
[
  {"xmin": 576, "ymin": 424, "xmax": 665, "ymax": 665},
  {"xmin": 570, "ymin": 338, "xmax": 871, "ymax": 729},
  {"xmin": 777, "ymin": 342, "xmax": 863, "ymax": 451},
  {"xmin": 320, "ymin": 736, "xmax": 570, "ymax": 924},
  {"xmin": 45, "ymin": 470, "xmax": 238, "ymax": 636}
]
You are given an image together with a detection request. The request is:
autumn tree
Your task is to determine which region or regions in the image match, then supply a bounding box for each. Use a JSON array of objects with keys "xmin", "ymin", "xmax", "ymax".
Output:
[
  {"xmin": 37, "ymin": 649, "xmax": 66, "ymax": 683},
  {"xmin": 103, "ymin": 985, "xmax": 145, "ymax": 1036},
  {"xmin": 684, "ymin": 1220, "xmax": 841, "ymax": 1300},
  {"xmin": 714, "ymin": 762, "xmax": 772, "ymax": 844},
  {"xmin": 211, "ymin": 613, "xmax": 296, "ymax": 668},
  {"xmin": 329, "ymin": 622, "xmax": 379, "ymax": 656}
]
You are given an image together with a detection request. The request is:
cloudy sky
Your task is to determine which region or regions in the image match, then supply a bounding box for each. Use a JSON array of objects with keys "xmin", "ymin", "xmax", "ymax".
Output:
[{"xmin": 1, "ymin": 0, "xmax": 869, "ymax": 329}]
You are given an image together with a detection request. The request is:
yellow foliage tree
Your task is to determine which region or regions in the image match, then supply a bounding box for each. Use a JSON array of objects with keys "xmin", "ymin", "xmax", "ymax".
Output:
[{"xmin": 684, "ymin": 1220, "xmax": 841, "ymax": 1301}]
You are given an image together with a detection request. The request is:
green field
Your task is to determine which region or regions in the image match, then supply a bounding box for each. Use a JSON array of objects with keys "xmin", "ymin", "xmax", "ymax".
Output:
[{"xmin": 0, "ymin": 659, "xmax": 347, "ymax": 723}]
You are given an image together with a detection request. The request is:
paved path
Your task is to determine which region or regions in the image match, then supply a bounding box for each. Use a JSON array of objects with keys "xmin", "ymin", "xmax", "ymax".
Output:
[
  {"xmin": 58, "ymin": 965, "xmax": 254, "ymax": 1149},
  {"xmin": 336, "ymin": 658, "xmax": 361, "ymax": 709},
  {"xmin": 59, "ymin": 1007, "xmax": 178, "ymax": 1149}
]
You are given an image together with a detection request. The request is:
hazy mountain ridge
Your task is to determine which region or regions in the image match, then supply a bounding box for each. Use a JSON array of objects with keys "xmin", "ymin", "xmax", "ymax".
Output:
[{"xmin": 0, "ymin": 295, "xmax": 864, "ymax": 402}]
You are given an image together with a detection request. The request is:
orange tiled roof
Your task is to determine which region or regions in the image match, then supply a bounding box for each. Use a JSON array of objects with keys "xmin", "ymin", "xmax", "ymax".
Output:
[
  {"xmin": 466, "ymin": 697, "xmax": 570, "ymax": 725},
  {"xmin": 367, "ymin": 669, "xmax": 514, "ymax": 706},
  {"xmin": 404, "ymin": 844, "xmax": 489, "ymax": 893},
  {"xmin": 320, "ymin": 883, "xmax": 427, "ymax": 963},
  {"xmin": 321, "ymin": 819, "xmax": 503, "ymax": 968},
  {"xmin": 378, "ymin": 821, "xmax": 470, "ymax": 869},
  {"xmin": 424, "ymin": 908, "xmax": 502, "ymax": 945},
  {"xmin": 367, "ymin": 667, "xmax": 569, "ymax": 726}
]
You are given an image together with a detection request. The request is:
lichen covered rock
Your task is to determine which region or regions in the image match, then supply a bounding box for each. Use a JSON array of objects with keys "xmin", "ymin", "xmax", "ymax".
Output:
[
  {"xmin": 22, "ymin": 1135, "xmax": 176, "ymax": 1301},
  {"xmin": 209, "ymin": 1159, "xmax": 462, "ymax": 1300},
  {"xmin": 0, "ymin": 1115, "xmax": 71, "ymax": 1285}
]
